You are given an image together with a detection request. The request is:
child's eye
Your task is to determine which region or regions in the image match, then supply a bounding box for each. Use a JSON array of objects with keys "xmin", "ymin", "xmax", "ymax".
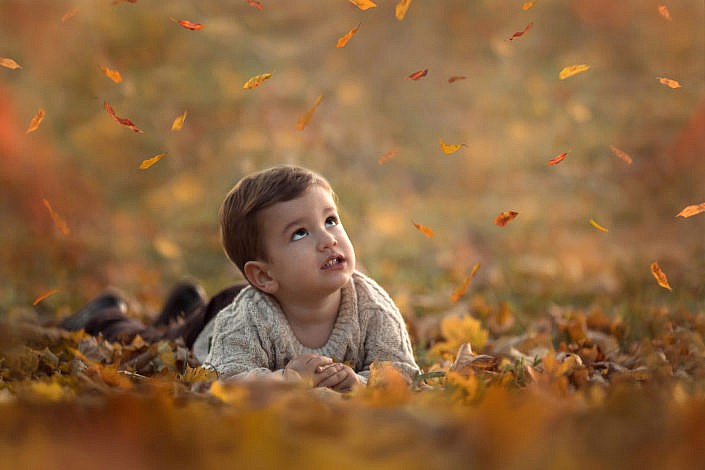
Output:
[
  {"xmin": 291, "ymin": 228, "xmax": 308, "ymax": 241},
  {"xmin": 325, "ymin": 216, "xmax": 338, "ymax": 227}
]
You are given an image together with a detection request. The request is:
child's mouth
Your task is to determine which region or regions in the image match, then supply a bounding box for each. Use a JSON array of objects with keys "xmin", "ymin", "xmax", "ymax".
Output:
[{"xmin": 321, "ymin": 255, "xmax": 344, "ymax": 270}]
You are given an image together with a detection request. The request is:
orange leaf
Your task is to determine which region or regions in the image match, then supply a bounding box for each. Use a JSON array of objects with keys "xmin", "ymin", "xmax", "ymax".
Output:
[
  {"xmin": 589, "ymin": 218, "xmax": 608, "ymax": 232},
  {"xmin": 99, "ymin": 65, "xmax": 122, "ymax": 83},
  {"xmin": 412, "ymin": 220, "xmax": 433, "ymax": 238},
  {"xmin": 349, "ymin": 0, "xmax": 376, "ymax": 10},
  {"xmin": 676, "ymin": 203, "xmax": 705, "ymax": 218},
  {"xmin": 33, "ymin": 289, "xmax": 61, "ymax": 306},
  {"xmin": 522, "ymin": 1, "xmax": 536, "ymax": 10},
  {"xmin": 171, "ymin": 110, "xmax": 188, "ymax": 131},
  {"xmin": 26, "ymin": 108, "xmax": 46, "ymax": 134},
  {"xmin": 450, "ymin": 263, "xmax": 480, "ymax": 303},
  {"xmin": 657, "ymin": 77, "xmax": 681, "ymax": 88},
  {"xmin": 439, "ymin": 138, "xmax": 466, "ymax": 155},
  {"xmin": 104, "ymin": 101, "xmax": 143, "ymax": 133},
  {"xmin": 508, "ymin": 22, "xmax": 533, "ymax": 40},
  {"xmin": 559, "ymin": 64, "xmax": 590, "ymax": 80},
  {"xmin": 296, "ymin": 95, "xmax": 323, "ymax": 130},
  {"xmin": 407, "ymin": 69, "xmax": 428, "ymax": 80},
  {"xmin": 0, "ymin": 57, "xmax": 22, "ymax": 69},
  {"xmin": 609, "ymin": 145, "xmax": 633, "ymax": 164},
  {"xmin": 378, "ymin": 147, "xmax": 398, "ymax": 165},
  {"xmin": 337, "ymin": 23, "xmax": 361, "ymax": 48},
  {"xmin": 395, "ymin": 0, "xmax": 413, "ymax": 20},
  {"xmin": 448, "ymin": 75, "xmax": 466, "ymax": 83},
  {"xmin": 242, "ymin": 72, "xmax": 272, "ymax": 89},
  {"xmin": 171, "ymin": 18, "xmax": 205, "ymax": 30},
  {"xmin": 495, "ymin": 211, "xmax": 518, "ymax": 227},
  {"xmin": 61, "ymin": 7, "xmax": 79, "ymax": 22},
  {"xmin": 42, "ymin": 198, "xmax": 70, "ymax": 235},
  {"xmin": 657, "ymin": 5, "xmax": 671, "ymax": 20},
  {"xmin": 650, "ymin": 262, "xmax": 672, "ymax": 291},
  {"xmin": 246, "ymin": 0, "xmax": 264, "ymax": 10},
  {"xmin": 548, "ymin": 152, "xmax": 568, "ymax": 165},
  {"xmin": 139, "ymin": 152, "xmax": 166, "ymax": 169}
]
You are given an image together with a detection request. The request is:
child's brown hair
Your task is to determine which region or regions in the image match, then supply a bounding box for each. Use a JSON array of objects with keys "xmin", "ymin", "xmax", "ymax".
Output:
[{"xmin": 219, "ymin": 165, "xmax": 334, "ymax": 275}]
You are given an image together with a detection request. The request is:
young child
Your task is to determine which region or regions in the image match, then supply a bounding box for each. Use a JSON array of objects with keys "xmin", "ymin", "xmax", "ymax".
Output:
[{"xmin": 201, "ymin": 165, "xmax": 421, "ymax": 392}]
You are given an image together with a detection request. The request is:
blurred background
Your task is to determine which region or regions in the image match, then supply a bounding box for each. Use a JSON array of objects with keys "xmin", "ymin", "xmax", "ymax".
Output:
[{"xmin": 1, "ymin": 0, "xmax": 703, "ymax": 324}]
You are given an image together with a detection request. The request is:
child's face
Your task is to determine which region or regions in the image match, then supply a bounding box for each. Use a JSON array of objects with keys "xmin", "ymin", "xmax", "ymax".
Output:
[{"xmin": 254, "ymin": 185, "xmax": 356, "ymax": 302}]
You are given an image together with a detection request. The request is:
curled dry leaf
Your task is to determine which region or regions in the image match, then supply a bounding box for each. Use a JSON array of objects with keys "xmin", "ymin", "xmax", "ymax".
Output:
[
  {"xmin": 395, "ymin": 0, "xmax": 412, "ymax": 20},
  {"xmin": 42, "ymin": 198, "xmax": 70, "ymax": 235},
  {"xmin": 657, "ymin": 77, "xmax": 681, "ymax": 88},
  {"xmin": 296, "ymin": 95, "xmax": 323, "ymax": 130},
  {"xmin": 495, "ymin": 211, "xmax": 518, "ymax": 227},
  {"xmin": 589, "ymin": 219, "xmax": 609, "ymax": 232},
  {"xmin": 139, "ymin": 153, "xmax": 166, "ymax": 170},
  {"xmin": 99, "ymin": 65, "xmax": 122, "ymax": 83},
  {"xmin": 658, "ymin": 5, "xmax": 671, "ymax": 20},
  {"xmin": 450, "ymin": 263, "xmax": 481, "ymax": 303},
  {"xmin": 104, "ymin": 101, "xmax": 143, "ymax": 133},
  {"xmin": 650, "ymin": 262, "xmax": 672, "ymax": 291},
  {"xmin": 559, "ymin": 64, "xmax": 590, "ymax": 80},
  {"xmin": 439, "ymin": 138, "xmax": 466, "ymax": 155},
  {"xmin": 609, "ymin": 145, "xmax": 633, "ymax": 164},
  {"xmin": 349, "ymin": 0, "xmax": 376, "ymax": 10},
  {"xmin": 508, "ymin": 22, "xmax": 533, "ymax": 40},
  {"xmin": 33, "ymin": 289, "xmax": 61, "ymax": 306},
  {"xmin": 676, "ymin": 203, "xmax": 705, "ymax": 218},
  {"xmin": 0, "ymin": 57, "xmax": 22, "ymax": 69},
  {"xmin": 378, "ymin": 147, "xmax": 398, "ymax": 165},
  {"xmin": 412, "ymin": 220, "xmax": 433, "ymax": 238},
  {"xmin": 548, "ymin": 152, "xmax": 568, "ymax": 165},
  {"xmin": 336, "ymin": 23, "xmax": 361, "ymax": 48},
  {"xmin": 407, "ymin": 69, "xmax": 428, "ymax": 80},
  {"xmin": 448, "ymin": 75, "xmax": 466, "ymax": 83},
  {"xmin": 242, "ymin": 73, "xmax": 272, "ymax": 89},
  {"xmin": 171, "ymin": 110, "xmax": 188, "ymax": 131},
  {"xmin": 171, "ymin": 18, "xmax": 205, "ymax": 30},
  {"xmin": 26, "ymin": 108, "xmax": 46, "ymax": 134}
]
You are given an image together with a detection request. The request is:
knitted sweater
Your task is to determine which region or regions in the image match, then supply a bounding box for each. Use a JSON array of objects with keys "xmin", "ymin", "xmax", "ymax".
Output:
[{"xmin": 202, "ymin": 271, "xmax": 420, "ymax": 382}]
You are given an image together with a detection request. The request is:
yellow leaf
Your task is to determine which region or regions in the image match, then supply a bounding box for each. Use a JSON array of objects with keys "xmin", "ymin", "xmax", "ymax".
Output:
[
  {"xmin": 676, "ymin": 203, "xmax": 705, "ymax": 218},
  {"xmin": 650, "ymin": 261, "xmax": 672, "ymax": 291},
  {"xmin": 29, "ymin": 380, "xmax": 71, "ymax": 402},
  {"xmin": 336, "ymin": 23, "xmax": 361, "ymax": 48},
  {"xmin": 559, "ymin": 64, "xmax": 590, "ymax": 80},
  {"xmin": 26, "ymin": 108, "xmax": 46, "ymax": 133},
  {"xmin": 242, "ymin": 72, "xmax": 272, "ymax": 89},
  {"xmin": 589, "ymin": 218, "xmax": 609, "ymax": 232},
  {"xmin": 430, "ymin": 314, "xmax": 489, "ymax": 358},
  {"xmin": 99, "ymin": 65, "xmax": 122, "ymax": 83},
  {"xmin": 412, "ymin": 220, "xmax": 433, "ymax": 238},
  {"xmin": 139, "ymin": 152, "xmax": 166, "ymax": 170},
  {"xmin": 395, "ymin": 0, "xmax": 413, "ymax": 20},
  {"xmin": 171, "ymin": 110, "xmax": 188, "ymax": 131},
  {"xmin": 296, "ymin": 95, "xmax": 323, "ymax": 130},
  {"xmin": 42, "ymin": 198, "xmax": 70, "ymax": 235},
  {"xmin": 450, "ymin": 263, "xmax": 481, "ymax": 303},
  {"xmin": 657, "ymin": 77, "xmax": 681, "ymax": 88},
  {"xmin": 349, "ymin": 0, "xmax": 376, "ymax": 10},
  {"xmin": 440, "ymin": 138, "xmax": 466, "ymax": 155},
  {"xmin": 0, "ymin": 57, "xmax": 22, "ymax": 69}
]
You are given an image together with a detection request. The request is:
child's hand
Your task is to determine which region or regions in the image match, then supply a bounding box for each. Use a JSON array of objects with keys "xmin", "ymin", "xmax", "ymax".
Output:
[
  {"xmin": 314, "ymin": 362, "xmax": 359, "ymax": 393},
  {"xmin": 285, "ymin": 354, "xmax": 333, "ymax": 381}
]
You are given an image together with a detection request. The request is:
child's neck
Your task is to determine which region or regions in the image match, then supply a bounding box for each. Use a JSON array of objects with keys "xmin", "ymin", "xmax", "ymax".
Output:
[{"xmin": 280, "ymin": 289, "xmax": 341, "ymax": 349}]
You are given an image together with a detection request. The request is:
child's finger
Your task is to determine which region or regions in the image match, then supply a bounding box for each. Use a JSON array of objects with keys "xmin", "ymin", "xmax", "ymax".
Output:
[{"xmin": 314, "ymin": 364, "xmax": 344, "ymax": 387}]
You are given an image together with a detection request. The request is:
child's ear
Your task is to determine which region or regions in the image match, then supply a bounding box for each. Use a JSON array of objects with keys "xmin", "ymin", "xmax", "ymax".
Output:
[{"xmin": 243, "ymin": 260, "xmax": 279, "ymax": 294}]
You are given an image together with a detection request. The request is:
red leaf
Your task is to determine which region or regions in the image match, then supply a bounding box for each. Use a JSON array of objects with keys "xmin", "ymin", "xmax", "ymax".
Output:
[
  {"xmin": 104, "ymin": 101, "xmax": 143, "ymax": 133},
  {"xmin": 246, "ymin": 0, "xmax": 264, "ymax": 10},
  {"xmin": 548, "ymin": 152, "xmax": 568, "ymax": 165},
  {"xmin": 508, "ymin": 22, "xmax": 533, "ymax": 40},
  {"xmin": 171, "ymin": 17, "xmax": 205, "ymax": 30},
  {"xmin": 33, "ymin": 289, "xmax": 61, "ymax": 306},
  {"xmin": 448, "ymin": 75, "xmax": 467, "ymax": 84},
  {"xmin": 407, "ymin": 69, "xmax": 428, "ymax": 80},
  {"xmin": 494, "ymin": 211, "xmax": 518, "ymax": 227}
]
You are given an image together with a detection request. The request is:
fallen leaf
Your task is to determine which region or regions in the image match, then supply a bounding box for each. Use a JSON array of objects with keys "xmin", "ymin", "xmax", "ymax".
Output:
[
  {"xmin": 99, "ymin": 65, "xmax": 122, "ymax": 83},
  {"xmin": 171, "ymin": 18, "xmax": 205, "ymax": 30},
  {"xmin": 0, "ymin": 57, "xmax": 22, "ymax": 69},
  {"xmin": 412, "ymin": 220, "xmax": 433, "ymax": 238},
  {"xmin": 139, "ymin": 152, "xmax": 166, "ymax": 169},
  {"xmin": 448, "ymin": 75, "xmax": 467, "ymax": 83},
  {"xmin": 33, "ymin": 289, "xmax": 61, "ymax": 306},
  {"xmin": 171, "ymin": 110, "xmax": 188, "ymax": 131},
  {"xmin": 439, "ymin": 138, "xmax": 466, "ymax": 155},
  {"xmin": 650, "ymin": 262, "xmax": 672, "ymax": 291},
  {"xmin": 450, "ymin": 263, "xmax": 481, "ymax": 303},
  {"xmin": 296, "ymin": 95, "xmax": 323, "ymax": 130},
  {"xmin": 508, "ymin": 22, "xmax": 533, "ymax": 40},
  {"xmin": 676, "ymin": 203, "xmax": 705, "ymax": 218},
  {"xmin": 26, "ymin": 108, "xmax": 46, "ymax": 134},
  {"xmin": 559, "ymin": 64, "xmax": 590, "ymax": 80},
  {"xmin": 407, "ymin": 69, "xmax": 428, "ymax": 80},
  {"xmin": 395, "ymin": 0, "xmax": 412, "ymax": 20},
  {"xmin": 104, "ymin": 101, "xmax": 143, "ymax": 133},
  {"xmin": 657, "ymin": 5, "xmax": 671, "ymax": 20},
  {"xmin": 246, "ymin": 0, "xmax": 264, "ymax": 10},
  {"xmin": 349, "ymin": 0, "xmax": 376, "ymax": 10},
  {"xmin": 657, "ymin": 77, "xmax": 681, "ymax": 88},
  {"xmin": 378, "ymin": 148, "xmax": 398, "ymax": 165},
  {"xmin": 589, "ymin": 219, "xmax": 609, "ymax": 232},
  {"xmin": 42, "ymin": 198, "xmax": 70, "ymax": 235},
  {"xmin": 61, "ymin": 7, "xmax": 79, "ymax": 22},
  {"xmin": 609, "ymin": 145, "xmax": 633, "ymax": 164},
  {"xmin": 242, "ymin": 73, "xmax": 272, "ymax": 89},
  {"xmin": 495, "ymin": 211, "xmax": 518, "ymax": 227},
  {"xmin": 337, "ymin": 23, "xmax": 361, "ymax": 48},
  {"xmin": 522, "ymin": 1, "xmax": 536, "ymax": 10},
  {"xmin": 548, "ymin": 152, "xmax": 568, "ymax": 165}
]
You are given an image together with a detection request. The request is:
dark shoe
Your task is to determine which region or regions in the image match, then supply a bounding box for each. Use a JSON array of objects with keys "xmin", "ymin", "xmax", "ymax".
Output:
[
  {"xmin": 152, "ymin": 282, "xmax": 206, "ymax": 327},
  {"xmin": 59, "ymin": 293, "xmax": 128, "ymax": 331}
]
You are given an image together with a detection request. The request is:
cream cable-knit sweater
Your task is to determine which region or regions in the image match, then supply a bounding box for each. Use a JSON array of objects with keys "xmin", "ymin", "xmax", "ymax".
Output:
[{"xmin": 201, "ymin": 271, "xmax": 420, "ymax": 382}]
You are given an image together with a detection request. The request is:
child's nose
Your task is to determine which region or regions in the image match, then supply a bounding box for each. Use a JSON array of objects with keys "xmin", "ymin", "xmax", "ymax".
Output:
[{"xmin": 318, "ymin": 230, "xmax": 338, "ymax": 249}]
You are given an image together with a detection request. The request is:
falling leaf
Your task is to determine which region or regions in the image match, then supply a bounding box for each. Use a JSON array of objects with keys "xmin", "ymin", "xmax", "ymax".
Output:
[
  {"xmin": 657, "ymin": 5, "xmax": 671, "ymax": 20},
  {"xmin": 242, "ymin": 73, "xmax": 272, "ymax": 89},
  {"xmin": 508, "ymin": 22, "xmax": 533, "ymax": 40},
  {"xmin": 246, "ymin": 0, "xmax": 264, "ymax": 10},
  {"xmin": 589, "ymin": 219, "xmax": 609, "ymax": 232},
  {"xmin": 336, "ymin": 23, "xmax": 361, "ymax": 48},
  {"xmin": 139, "ymin": 152, "xmax": 167, "ymax": 170},
  {"xmin": 104, "ymin": 101, "xmax": 143, "ymax": 133},
  {"xmin": 33, "ymin": 289, "xmax": 61, "ymax": 306},
  {"xmin": 296, "ymin": 95, "xmax": 323, "ymax": 130},
  {"xmin": 99, "ymin": 65, "xmax": 122, "ymax": 83},
  {"xmin": 559, "ymin": 64, "xmax": 590, "ymax": 80},
  {"xmin": 448, "ymin": 75, "xmax": 467, "ymax": 83},
  {"xmin": 112, "ymin": 0, "xmax": 138, "ymax": 4},
  {"xmin": 42, "ymin": 198, "xmax": 70, "ymax": 235},
  {"xmin": 171, "ymin": 110, "xmax": 188, "ymax": 131},
  {"xmin": 395, "ymin": 0, "xmax": 412, "ymax": 20},
  {"xmin": 676, "ymin": 203, "xmax": 705, "ymax": 218},
  {"xmin": 657, "ymin": 77, "xmax": 681, "ymax": 88},
  {"xmin": 26, "ymin": 108, "xmax": 46, "ymax": 134},
  {"xmin": 378, "ymin": 148, "xmax": 398, "ymax": 165},
  {"xmin": 494, "ymin": 211, "xmax": 518, "ymax": 227},
  {"xmin": 61, "ymin": 7, "xmax": 79, "ymax": 22},
  {"xmin": 171, "ymin": 17, "xmax": 205, "ymax": 30},
  {"xmin": 548, "ymin": 152, "xmax": 568, "ymax": 165},
  {"xmin": 439, "ymin": 138, "xmax": 466, "ymax": 155},
  {"xmin": 609, "ymin": 145, "xmax": 633, "ymax": 164},
  {"xmin": 407, "ymin": 69, "xmax": 428, "ymax": 80},
  {"xmin": 650, "ymin": 262, "xmax": 672, "ymax": 291},
  {"xmin": 450, "ymin": 263, "xmax": 481, "ymax": 303},
  {"xmin": 1, "ymin": 57, "xmax": 22, "ymax": 70},
  {"xmin": 349, "ymin": 0, "xmax": 376, "ymax": 10},
  {"xmin": 412, "ymin": 220, "xmax": 433, "ymax": 238},
  {"xmin": 522, "ymin": 1, "xmax": 537, "ymax": 10}
]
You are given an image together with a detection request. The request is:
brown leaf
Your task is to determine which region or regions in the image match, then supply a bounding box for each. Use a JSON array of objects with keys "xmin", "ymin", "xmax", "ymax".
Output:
[
  {"xmin": 104, "ymin": 101, "xmax": 143, "ymax": 133},
  {"xmin": 407, "ymin": 69, "xmax": 428, "ymax": 80},
  {"xmin": 377, "ymin": 147, "xmax": 398, "ymax": 165},
  {"xmin": 548, "ymin": 152, "xmax": 568, "ymax": 165},
  {"xmin": 448, "ymin": 75, "xmax": 467, "ymax": 83},
  {"xmin": 42, "ymin": 198, "xmax": 70, "ymax": 235},
  {"xmin": 336, "ymin": 23, "xmax": 361, "ymax": 48},
  {"xmin": 650, "ymin": 262, "xmax": 672, "ymax": 291},
  {"xmin": 26, "ymin": 108, "xmax": 46, "ymax": 134},
  {"xmin": 508, "ymin": 22, "xmax": 533, "ymax": 40},
  {"xmin": 297, "ymin": 95, "xmax": 323, "ymax": 130},
  {"xmin": 676, "ymin": 203, "xmax": 705, "ymax": 218},
  {"xmin": 609, "ymin": 145, "xmax": 633, "ymax": 164},
  {"xmin": 412, "ymin": 220, "xmax": 433, "ymax": 238},
  {"xmin": 450, "ymin": 263, "xmax": 481, "ymax": 303},
  {"xmin": 33, "ymin": 289, "xmax": 62, "ymax": 306},
  {"xmin": 61, "ymin": 7, "xmax": 79, "ymax": 22},
  {"xmin": 494, "ymin": 211, "xmax": 518, "ymax": 227}
]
